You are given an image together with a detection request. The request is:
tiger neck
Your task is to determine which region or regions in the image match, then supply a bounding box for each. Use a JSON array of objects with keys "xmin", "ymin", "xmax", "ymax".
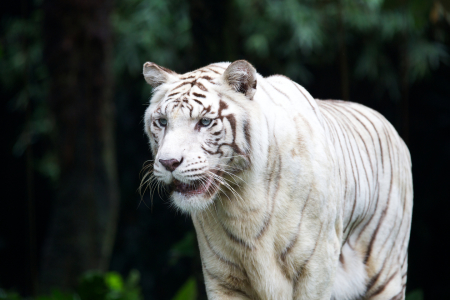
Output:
[{"xmin": 198, "ymin": 113, "xmax": 281, "ymax": 243}]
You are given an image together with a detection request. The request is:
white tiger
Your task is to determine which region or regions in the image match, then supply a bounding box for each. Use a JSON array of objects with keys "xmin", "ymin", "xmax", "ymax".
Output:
[{"xmin": 142, "ymin": 60, "xmax": 413, "ymax": 300}]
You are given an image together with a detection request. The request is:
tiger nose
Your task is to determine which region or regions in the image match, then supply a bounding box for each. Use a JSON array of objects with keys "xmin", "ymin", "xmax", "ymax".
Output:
[{"xmin": 159, "ymin": 158, "xmax": 182, "ymax": 172}]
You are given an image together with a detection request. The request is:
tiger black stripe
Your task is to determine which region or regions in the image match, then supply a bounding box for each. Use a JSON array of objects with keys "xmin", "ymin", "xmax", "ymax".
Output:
[
  {"xmin": 292, "ymin": 223, "xmax": 324, "ymax": 292},
  {"xmin": 203, "ymin": 265, "xmax": 251, "ymax": 298},
  {"xmin": 221, "ymin": 220, "xmax": 254, "ymax": 250},
  {"xmin": 255, "ymin": 153, "xmax": 281, "ymax": 239},
  {"xmin": 196, "ymin": 216, "xmax": 242, "ymax": 270},
  {"xmin": 280, "ymin": 187, "xmax": 313, "ymax": 262},
  {"xmin": 325, "ymin": 104, "xmax": 372, "ymax": 239}
]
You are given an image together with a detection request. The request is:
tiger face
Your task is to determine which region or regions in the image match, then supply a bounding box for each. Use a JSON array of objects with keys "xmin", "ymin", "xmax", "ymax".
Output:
[{"xmin": 143, "ymin": 61, "xmax": 256, "ymax": 212}]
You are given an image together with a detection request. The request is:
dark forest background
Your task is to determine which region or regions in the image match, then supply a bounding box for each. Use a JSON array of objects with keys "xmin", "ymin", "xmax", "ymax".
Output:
[{"xmin": 1, "ymin": 0, "xmax": 449, "ymax": 299}]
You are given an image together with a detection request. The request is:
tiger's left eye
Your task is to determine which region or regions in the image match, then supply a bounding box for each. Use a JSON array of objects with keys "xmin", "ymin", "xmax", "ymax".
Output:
[
  {"xmin": 158, "ymin": 118, "xmax": 168, "ymax": 127},
  {"xmin": 200, "ymin": 118, "xmax": 212, "ymax": 126}
]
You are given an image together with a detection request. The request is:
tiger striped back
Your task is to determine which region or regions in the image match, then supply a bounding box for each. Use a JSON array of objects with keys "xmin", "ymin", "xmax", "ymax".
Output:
[{"xmin": 317, "ymin": 100, "xmax": 412, "ymax": 300}]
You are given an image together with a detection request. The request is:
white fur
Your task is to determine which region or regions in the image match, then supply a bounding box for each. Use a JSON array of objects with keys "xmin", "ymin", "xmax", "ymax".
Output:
[
  {"xmin": 331, "ymin": 244, "xmax": 368, "ymax": 300},
  {"xmin": 142, "ymin": 61, "xmax": 413, "ymax": 300}
]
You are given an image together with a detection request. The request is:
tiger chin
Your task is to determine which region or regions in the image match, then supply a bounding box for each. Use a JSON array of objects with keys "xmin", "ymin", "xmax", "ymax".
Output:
[
  {"xmin": 169, "ymin": 169, "xmax": 224, "ymax": 212},
  {"xmin": 142, "ymin": 60, "xmax": 413, "ymax": 299}
]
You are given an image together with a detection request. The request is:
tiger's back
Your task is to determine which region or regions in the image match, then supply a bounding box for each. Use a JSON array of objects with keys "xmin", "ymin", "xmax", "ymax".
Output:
[{"xmin": 317, "ymin": 100, "xmax": 413, "ymax": 300}]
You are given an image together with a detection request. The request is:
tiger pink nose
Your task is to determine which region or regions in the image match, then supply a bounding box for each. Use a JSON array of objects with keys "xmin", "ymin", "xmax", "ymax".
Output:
[{"xmin": 159, "ymin": 158, "xmax": 182, "ymax": 172}]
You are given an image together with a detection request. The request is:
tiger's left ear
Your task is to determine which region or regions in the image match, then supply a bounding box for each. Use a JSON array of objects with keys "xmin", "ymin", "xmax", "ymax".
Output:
[
  {"xmin": 223, "ymin": 60, "xmax": 257, "ymax": 99},
  {"xmin": 143, "ymin": 62, "xmax": 178, "ymax": 88}
]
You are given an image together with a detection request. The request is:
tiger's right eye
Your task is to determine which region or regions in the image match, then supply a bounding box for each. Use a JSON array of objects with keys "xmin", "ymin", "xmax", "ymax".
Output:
[{"xmin": 158, "ymin": 118, "xmax": 168, "ymax": 127}]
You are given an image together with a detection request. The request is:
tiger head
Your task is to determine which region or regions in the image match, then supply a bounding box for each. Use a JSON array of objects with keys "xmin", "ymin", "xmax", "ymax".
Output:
[{"xmin": 143, "ymin": 60, "xmax": 258, "ymax": 212}]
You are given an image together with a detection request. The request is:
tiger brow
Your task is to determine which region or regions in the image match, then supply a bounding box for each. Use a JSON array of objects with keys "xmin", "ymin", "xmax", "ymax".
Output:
[{"xmin": 193, "ymin": 92, "xmax": 206, "ymax": 98}]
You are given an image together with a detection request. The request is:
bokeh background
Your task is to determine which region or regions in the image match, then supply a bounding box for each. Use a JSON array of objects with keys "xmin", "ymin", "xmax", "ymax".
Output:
[{"xmin": 1, "ymin": 0, "xmax": 449, "ymax": 299}]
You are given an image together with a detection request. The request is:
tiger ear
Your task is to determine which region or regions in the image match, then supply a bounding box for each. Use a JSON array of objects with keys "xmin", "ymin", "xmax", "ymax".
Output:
[
  {"xmin": 143, "ymin": 62, "xmax": 178, "ymax": 88},
  {"xmin": 223, "ymin": 60, "xmax": 257, "ymax": 99}
]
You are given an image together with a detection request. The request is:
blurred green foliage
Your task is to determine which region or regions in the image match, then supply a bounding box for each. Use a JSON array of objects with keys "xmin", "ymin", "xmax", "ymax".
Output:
[
  {"xmin": 77, "ymin": 270, "xmax": 142, "ymax": 300},
  {"xmin": 406, "ymin": 289, "xmax": 424, "ymax": 300},
  {"xmin": 1, "ymin": 0, "xmax": 447, "ymax": 181},
  {"xmin": 0, "ymin": 277, "xmax": 425, "ymax": 300},
  {"xmin": 169, "ymin": 231, "xmax": 196, "ymax": 266},
  {"xmin": 113, "ymin": 0, "xmax": 192, "ymax": 78},
  {"xmin": 171, "ymin": 277, "xmax": 197, "ymax": 300},
  {"xmin": 0, "ymin": 0, "xmax": 55, "ymax": 181},
  {"xmin": 0, "ymin": 271, "xmax": 142, "ymax": 300},
  {"xmin": 1, "ymin": 0, "xmax": 448, "ymax": 298},
  {"xmin": 236, "ymin": 0, "xmax": 448, "ymax": 96}
]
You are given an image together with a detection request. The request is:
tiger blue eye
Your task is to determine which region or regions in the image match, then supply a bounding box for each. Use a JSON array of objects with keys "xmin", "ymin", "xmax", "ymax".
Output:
[
  {"xmin": 158, "ymin": 118, "xmax": 168, "ymax": 126},
  {"xmin": 201, "ymin": 118, "xmax": 212, "ymax": 126}
]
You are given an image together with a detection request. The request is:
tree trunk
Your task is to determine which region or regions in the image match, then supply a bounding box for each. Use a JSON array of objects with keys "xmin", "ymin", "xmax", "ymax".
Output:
[{"xmin": 40, "ymin": 0, "xmax": 119, "ymax": 291}]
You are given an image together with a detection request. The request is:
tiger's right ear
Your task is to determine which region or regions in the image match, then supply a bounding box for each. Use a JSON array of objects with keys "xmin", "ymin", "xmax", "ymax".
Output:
[
  {"xmin": 143, "ymin": 62, "xmax": 178, "ymax": 88},
  {"xmin": 223, "ymin": 60, "xmax": 257, "ymax": 99}
]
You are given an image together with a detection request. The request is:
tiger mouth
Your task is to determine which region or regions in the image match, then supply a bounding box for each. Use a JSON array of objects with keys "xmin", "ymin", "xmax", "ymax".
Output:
[{"xmin": 172, "ymin": 170, "xmax": 223, "ymax": 197}]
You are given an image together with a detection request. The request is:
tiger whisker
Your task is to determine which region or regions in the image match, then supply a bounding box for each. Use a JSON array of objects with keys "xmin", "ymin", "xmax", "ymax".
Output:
[
  {"xmin": 207, "ymin": 171, "xmax": 245, "ymax": 205},
  {"xmin": 211, "ymin": 166, "xmax": 247, "ymax": 185}
]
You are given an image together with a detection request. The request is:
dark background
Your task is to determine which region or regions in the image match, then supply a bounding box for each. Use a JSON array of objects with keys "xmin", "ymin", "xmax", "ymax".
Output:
[{"xmin": 1, "ymin": 0, "xmax": 449, "ymax": 299}]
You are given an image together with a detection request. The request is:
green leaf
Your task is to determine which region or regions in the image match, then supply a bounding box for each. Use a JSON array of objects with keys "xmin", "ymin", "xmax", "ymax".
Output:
[
  {"xmin": 124, "ymin": 270, "xmax": 141, "ymax": 289},
  {"xmin": 169, "ymin": 231, "xmax": 196, "ymax": 265},
  {"xmin": 49, "ymin": 289, "xmax": 75, "ymax": 300},
  {"xmin": 408, "ymin": 40, "xmax": 449, "ymax": 82},
  {"xmin": 0, "ymin": 289, "xmax": 22, "ymax": 300},
  {"xmin": 245, "ymin": 34, "xmax": 269, "ymax": 58},
  {"xmin": 406, "ymin": 289, "xmax": 424, "ymax": 300},
  {"xmin": 105, "ymin": 272, "xmax": 124, "ymax": 292},
  {"xmin": 171, "ymin": 277, "xmax": 197, "ymax": 300},
  {"xmin": 77, "ymin": 271, "xmax": 108, "ymax": 300}
]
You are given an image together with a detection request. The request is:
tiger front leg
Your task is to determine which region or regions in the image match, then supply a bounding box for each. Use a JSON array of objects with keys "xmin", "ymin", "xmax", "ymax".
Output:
[
  {"xmin": 268, "ymin": 218, "xmax": 341, "ymax": 300},
  {"xmin": 237, "ymin": 245, "xmax": 338, "ymax": 300},
  {"xmin": 202, "ymin": 266, "xmax": 254, "ymax": 300},
  {"xmin": 291, "ymin": 236, "xmax": 340, "ymax": 300},
  {"xmin": 292, "ymin": 258, "xmax": 337, "ymax": 299},
  {"xmin": 202, "ymin": 250, "xmax": 294, "ymax": 299},
  {"xmin": 199, "ymin": 227, "xmax": 340, "ymax": 299},
  {"xmin": 243, "ymin": 251, "xmax": 296, "ymax": 299},
  {"xmin": 221, "ymin": 241, "xmax": 337, "ymax": 300}
]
